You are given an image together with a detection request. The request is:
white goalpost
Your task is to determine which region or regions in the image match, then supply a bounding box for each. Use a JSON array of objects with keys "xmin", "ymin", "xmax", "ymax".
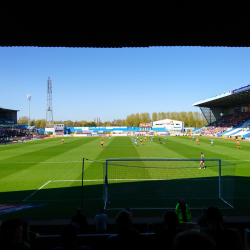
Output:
[{"xmin": 103, "ymin": 159, "xmax": 235, "ymax": 210}]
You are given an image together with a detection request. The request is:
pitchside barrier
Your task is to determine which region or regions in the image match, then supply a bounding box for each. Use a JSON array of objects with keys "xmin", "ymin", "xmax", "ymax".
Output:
[{"xmin": 103, "ymin": 159, "xmax": 235, "ymax": 210}]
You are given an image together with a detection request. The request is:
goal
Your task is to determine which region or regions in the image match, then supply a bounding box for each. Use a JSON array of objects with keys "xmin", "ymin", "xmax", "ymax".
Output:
[{"xmin": 103, "ymin": 159, "xmax": 235, "ymax": 210}]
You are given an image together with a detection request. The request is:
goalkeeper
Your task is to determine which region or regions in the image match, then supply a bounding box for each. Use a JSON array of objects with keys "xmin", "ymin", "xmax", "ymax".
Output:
[{"xmin": 199, "ymin": 152, "xmax": 206, "ymax": 169}]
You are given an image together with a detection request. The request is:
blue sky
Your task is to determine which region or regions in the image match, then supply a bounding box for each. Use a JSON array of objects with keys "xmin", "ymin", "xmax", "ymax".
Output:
[{"xmin": 0, "ymin": 47, "xmax": 249, "ymax": 122}]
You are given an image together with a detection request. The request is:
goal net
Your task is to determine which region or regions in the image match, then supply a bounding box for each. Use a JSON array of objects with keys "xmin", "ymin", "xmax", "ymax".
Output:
[{"xmin": 103, "ymin": 159, "xmax": 235, "ymax": 210}]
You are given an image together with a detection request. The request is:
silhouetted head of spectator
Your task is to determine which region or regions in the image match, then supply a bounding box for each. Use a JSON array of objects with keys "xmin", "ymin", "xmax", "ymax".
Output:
[
  {"xmin": 163, "ymin": 210, "xmax": 179, "ymax": 230},
  {"xmin": 202, "ymin": 207, "xmax": 207, "ymax": 215},
  {"xmin": 115, "ymin": 210, "xmax": 133, "ymax": 232},
  {"xmin": 100, "ymin": 209, "xmax": 105, "ymax": 214},
  {"xmin": 172, "ymin": 231, "xmax": 216, "ymax": 250},
  {"xmin": 0, "ymin": 218, "xmax": 24, "ymax": 245},
  {"xmin": 179, "ymin": 198, "xmax": 185, "ymax": 206},
  {"xmin": 76, "ymin": 207, "xmax": 82, "ymax": 215},
  {"xmin": 124, "ymin": 207, "xmax": 132, "ymax": 216},
  {"xmin": 22, "ymin": 220, "xmax": 30, "ymax": 234},
  {"xmin": 147, "ymin": 223, "xmax": 154, "ymax": 233},
  {"xmin": 206, "ymin": 207, "xmax": 223, "ymax": 228},
  {"xmin": 61, "ymin": 224, "xmax": 78, "ymax": 246}
]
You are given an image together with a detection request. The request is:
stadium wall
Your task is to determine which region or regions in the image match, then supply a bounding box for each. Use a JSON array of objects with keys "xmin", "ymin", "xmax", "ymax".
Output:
[
  {"xmin": 45, "ymin": 128, "xmax": 54, "ymax": 133},
  {"xmin": 152, "ymin": 119, "xmax": 183, "ymax": 131},
  {"xmin": 68, "ymin": 126, "xmax": 159, "ymax": 132}
]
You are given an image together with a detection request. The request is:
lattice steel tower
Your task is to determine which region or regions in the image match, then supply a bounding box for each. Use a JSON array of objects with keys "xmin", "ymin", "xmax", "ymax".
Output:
[{"xmin": 46, "ymin": 77, "xmax": 54, "ymax": 128}]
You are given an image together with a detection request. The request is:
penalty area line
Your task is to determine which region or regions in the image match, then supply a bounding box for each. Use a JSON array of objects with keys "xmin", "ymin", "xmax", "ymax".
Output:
[
  {"xmin": 23, "ymin": 181, "xmax": 51, "ymax": 201},
  {"xmin": 23, "ymin": 179, "xmax": 104, "ymax": 201}
]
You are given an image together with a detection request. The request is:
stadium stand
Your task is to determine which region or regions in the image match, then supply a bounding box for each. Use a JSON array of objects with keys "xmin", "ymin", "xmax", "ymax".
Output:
[
  {"xmin": 213, "ymin": 112, "xmax": 250, "ymax": 128},
  {"xmin": 0, "ymin": 128, "xmax": 29, "ymax": 139},
  {"xmin": 0, "ymin": 117, "xmax": 11, "ymax": 124},
  {"xmin": 193, "ymin": 84, "xmax": 250, "ymax": 139},
  {"xmin": 1, "ymin": 213, "xmax": 248, "ymax": 250},
  {"xmin": 199, "ymin": 126, "xmax": 227, "ymax": 136},
  {"xmin": 198, "ymin": 112, "xmax": 250, "ymax": 137}
]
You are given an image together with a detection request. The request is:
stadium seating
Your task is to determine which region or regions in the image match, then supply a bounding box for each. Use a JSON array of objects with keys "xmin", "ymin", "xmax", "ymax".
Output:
[
  {"xmin": 200, "ymin": 112, "xmax": 250, "ymax": 137},
  {"xmin": 214, "ymin": 112, "xmax": 250, "ymax": 128},
  {"xmin": 12, "ymin": 219, "xmax": 247, "ymax": 250},
  {"xmin": 0, "ymin": 129, "xmax": 26, "ymax": 138}
]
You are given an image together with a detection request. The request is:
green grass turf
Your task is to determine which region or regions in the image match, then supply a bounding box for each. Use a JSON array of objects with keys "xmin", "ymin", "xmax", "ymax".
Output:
[{"xmin": 0, "ymin": 135, "xmax": 250, "ymax": 219}]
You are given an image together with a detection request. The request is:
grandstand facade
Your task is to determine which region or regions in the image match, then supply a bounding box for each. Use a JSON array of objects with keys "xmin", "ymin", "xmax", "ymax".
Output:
[
  {"xmin": 0, "ymin": 108, "xmax": 18, "ymax": 125},
  {"xmin": 152, "ymin": 119, "xmax": 183, "ymax": 131},
  {"xmin": 193, "ymin": 84, "xmax": 250, "ymax": 139},
  {"xmin": 64, "ymin": 119, "xmax": 184, "ymax": 136},
  {"xmin": 0, "ymin": 107, "xmax": 39, "ymax": 142}
]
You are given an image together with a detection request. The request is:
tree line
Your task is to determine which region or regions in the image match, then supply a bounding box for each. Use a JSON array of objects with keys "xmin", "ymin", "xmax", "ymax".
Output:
[
  {"xmin": 17, "ymin": 111, "xmax": 207, "ymax": 129},
  {"xmin": 125, "ymin": 111, "xmax": 207, "ymax": 127}
]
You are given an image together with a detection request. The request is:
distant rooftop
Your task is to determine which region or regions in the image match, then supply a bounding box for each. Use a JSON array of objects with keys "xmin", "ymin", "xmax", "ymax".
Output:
[{"xmin": 0, "ymin": 108, "xmax": 19, "ymax": 112}]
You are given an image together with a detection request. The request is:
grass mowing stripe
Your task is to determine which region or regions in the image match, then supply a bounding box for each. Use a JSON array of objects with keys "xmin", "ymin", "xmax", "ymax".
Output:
[
  {"xmin": 160, "ymin": 137, "xmax": 250, "ymax": 182},
  {"xmin": 0, "ymin": 137, "xmax": 97, "ymax": 181},
  {"xmin": 0, "ymin": 136, "xmax": 250, "ymax": 219},
  {"xmin": 0, "ymin": 138, "xmax": 64, "ymax": 161},
  {"xmin": 84, "ymin": 137, "xmax": 141, "ymax": 181},
  {"xmin": 136, "ymin": 137, "xmax": 186, "ymax": 160},
  {"xmin": 161, "ymin": 136, "xmax": 248, "ymax": 161}
]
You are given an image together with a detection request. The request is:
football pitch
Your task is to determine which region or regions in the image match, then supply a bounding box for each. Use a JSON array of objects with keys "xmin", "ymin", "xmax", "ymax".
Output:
[{"xmin": 0, "ymin": 136, "xmax": 250, "ymax": 219}]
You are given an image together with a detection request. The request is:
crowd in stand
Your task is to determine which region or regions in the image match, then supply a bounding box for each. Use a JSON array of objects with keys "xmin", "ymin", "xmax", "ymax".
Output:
[
  {"xmin": 0, "ymin": 129, "xmax": 30, "ymax": 139},
  {"xmin": 199, "ymin": 126, "xmax": 227, "ymax": 136},
  {"xmin": 200, "ymin": 112, "xmax": 250, "ymax": 136},
  {"xmin": 0, "ymin": 201, "xmax": 244, "ymax": 250},
  {"xmin": 214, "ymin": 112, "xmax": 250, "ymax": 128}
]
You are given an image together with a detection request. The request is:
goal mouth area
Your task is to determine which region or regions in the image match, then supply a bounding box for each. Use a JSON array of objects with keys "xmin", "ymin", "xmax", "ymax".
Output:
[{"xmin": 104, "ymin": 159, "xmax": 235, "ymax": 210}]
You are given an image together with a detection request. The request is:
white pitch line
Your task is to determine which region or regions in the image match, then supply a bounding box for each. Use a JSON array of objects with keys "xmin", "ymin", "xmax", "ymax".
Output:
[
  {"xmin": 107, "ymin": 178, "xmax": 221, "ymax": 181},
  {"xmin": 0, "ymin": 161, "xmax": 83, "ymax": 164},
  {"xmin": 0, "ymin": 157, "xmax": 186, "ymax": 164},
  {"xmin": 0, "ymin": 161, "xmax": 101, "ymax": 164},
  {"xmin": 23, "ymin": 181, "xmax": 51, "ymax": 201},
  {"xmin": 223, "ymin": 160, "xmax": 250, "ymax": 162},
  {"xmin": 22, "ymin": 176, "xmax": 229, "ymax": 202},
  {"xmin": 48, "ymin": 178, "xmax": 224, "ymax": 182},
  {"xmin": 50, "ymin": 180, "xmax": 83, "ymax": 182},
  {"xmin": 2, "ymin": 159, "xmax": 248, "ymax": 164},
  {"xmin": 49, "ymin": 180, "xmax": 104, "ymax": 182}
]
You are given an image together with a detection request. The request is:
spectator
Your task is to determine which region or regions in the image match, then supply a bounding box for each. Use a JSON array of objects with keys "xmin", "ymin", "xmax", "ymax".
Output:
[
  {"xmin": 124, "ymin": 207, "xmax": 132, "ymax": 217},
  {"xmin": 22, "ymin": 220, "xmax": 40, "ymax": 249},
  {"xmin": 0, "ymin": 218, "xmax": 29, "ymax": 250},
  {"xmin": 200, "ymin": 206, "xmax": 243, "ymax": 250},
  {"xmin": 95, "ymin": 209, "xmax": 108, "ymax": 233},
  {"xmin": 147, "ymin": 223, "xmax": 154, "ymax": 233},
  {"xmin": 71, "ymin": 207, "xmax": 88, "ymax": 233},
  {"xmin": 175, "ymin": 199, "xmax": 192, "ymax": 222},
  {"xmin": 197, "ymin": 208, "xmax": 209, "ymax": 228},
  {"xmin": 53, "ymin": 224, "xmax": 91, "ymax": 250},
  {"xmin": 154, "ymin": 210, "xmax": 182, "ymax": 250},
  {"xmin": 107, "ymin": 210, "xmax": 150, "ymax": 250},
  {"xmin": 172, "ymin": 230, "xmax": 216, "ymax": 250}
]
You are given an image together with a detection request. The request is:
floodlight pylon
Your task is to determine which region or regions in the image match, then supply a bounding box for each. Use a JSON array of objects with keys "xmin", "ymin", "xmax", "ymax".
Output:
[
  {"xmin": 46, "ymin": 77, "xmax": 54, "ymax": 128},
  {"xmin": 27, "ymin": 94, "xmax": 31, "ymax": 126}
]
